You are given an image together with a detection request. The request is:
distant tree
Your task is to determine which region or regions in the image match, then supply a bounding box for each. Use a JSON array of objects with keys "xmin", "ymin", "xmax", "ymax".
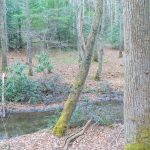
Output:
[
  {"xmin": 77, "ymin": 1, "xmax": 86, "ymax": 67},
  {"xmin": 124, "ymin": 0, "xmax": 150, "ymax": 149},
  {"xmin": 52, "ymin": 0, "xmax": 103, "ymax": 137},
  {"xmin": 25, "ymin": 0, "xmax": 33, "ymax": 76},
  {"xmin": 94, "ymin": 39, "xmax": 103, "ymax": 81},
  {"xmin": 0, "ymin": 0, "xmax": 8, "ymax": 71}
]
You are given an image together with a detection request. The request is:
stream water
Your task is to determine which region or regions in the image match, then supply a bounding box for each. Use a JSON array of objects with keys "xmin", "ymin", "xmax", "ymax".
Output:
[
  {"xmin": 0, "ymin": 111, "xmax": 52, "ymax": 140},
  {"xmin": 0, "ymin": 97, "xmax": 123, "ymax": 140}
]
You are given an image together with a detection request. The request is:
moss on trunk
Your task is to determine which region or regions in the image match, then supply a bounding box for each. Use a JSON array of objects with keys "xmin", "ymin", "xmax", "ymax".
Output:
[
  {"xmin": 125, "ymin": 143, "xmax": 145, "ymax": 150},
  {"xmin": 52, "ymin": 0, "xmax": 103, "ymax": 137},
  {"xmin": 52, "ymin": 98, "xmax": 76, "ymax": 137},
  {"xmin": 53, "ymin": 65, "xmax": 89, "ymax": 137},
  {"xmin": 125, "ymin": 118, "xmax": 150, "ymax": 150}
]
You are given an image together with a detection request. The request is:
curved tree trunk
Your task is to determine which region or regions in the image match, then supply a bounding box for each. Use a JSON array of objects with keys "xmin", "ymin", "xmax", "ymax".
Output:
[
  {"xmin": 0, "ymin": 0, "xmax": 8, "ymax": 72},
  {"xmin": 124, "ymin": 0, "xmax": 150, "ymax": 149},
  {"xmin": 53, "ymin": 0, "xmax": 103, "ymax": 137}
]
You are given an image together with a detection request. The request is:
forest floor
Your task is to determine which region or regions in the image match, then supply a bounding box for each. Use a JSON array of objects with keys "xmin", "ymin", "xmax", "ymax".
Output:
[
  {"xmin": 0, "ymin": 48, "xmax": 125, "ymax": 149},
  {"xmin": 5, "ymin": 47, "xmax": 124, "ymax": 111}
]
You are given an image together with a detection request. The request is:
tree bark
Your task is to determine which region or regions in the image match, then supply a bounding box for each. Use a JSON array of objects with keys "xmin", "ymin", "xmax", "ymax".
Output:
[
  {"xmin": 94, "ymin": 41, "xmax": 103, "ymax": 81},
  {"xmin": 77, "ymin": 2, "xmax": 86, "ymax": 67},
  {"xmin": 25, "ymin": 0, "xmax": 33, "ymax": 76},
  {"xmin": 124, "ymin": 0, "xmax": 150, "ymax": 149},
  {"xmin": 0, "ymin": 0, "xmax": 8, "ymax": 71},
  {"xmin": 18, "ymin": 18, "xmax": 23, "ymax": 49},
  {"xmin": 93, "ymin": 47, "xmax": 98, "ymax": 62},
  {"xmin": 118, "ymin": 0, "xmax": 124, "ymax": 58},
  {"xmin": 53, "ymin": 0, "xmax": 103, "ymax": 137}
]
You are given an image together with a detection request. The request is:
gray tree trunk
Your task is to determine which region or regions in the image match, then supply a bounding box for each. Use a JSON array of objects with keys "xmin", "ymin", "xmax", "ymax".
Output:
[
  {"xmin": 25, "ymin": 0, "xmax": 33, "ymax": 76},
  {"xmin": 77, "ymin": 1, "xmax": 86, "ymax": 67},
  {"xmin": 94, "ymin": 40, "xmax": 103, "ymax": 81},
  {"xmin": 0, "ymin": 0, "xmax": 8, "ymax": 71},
  {"xmin": 124, "ymin": 0, "xmax": 150, "ymax": 149}
]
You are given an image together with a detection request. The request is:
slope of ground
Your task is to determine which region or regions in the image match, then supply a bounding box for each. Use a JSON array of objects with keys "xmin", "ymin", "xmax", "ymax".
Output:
[{"xmin": 0, "ymin": 124, "xmax": 124, "ymax": 150}]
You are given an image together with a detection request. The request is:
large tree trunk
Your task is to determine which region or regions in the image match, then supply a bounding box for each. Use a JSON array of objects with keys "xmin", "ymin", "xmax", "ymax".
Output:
[
  {"xmin": 124, "ymin": 0, "xmax": 150, "ymax": 149},
  {"xmin": 0, "ymin": 0, "xmax": 8, "ymax": 71},
  {"xmin": 53, "ymin": 0, "xmax": 103, "ymax": 137}
]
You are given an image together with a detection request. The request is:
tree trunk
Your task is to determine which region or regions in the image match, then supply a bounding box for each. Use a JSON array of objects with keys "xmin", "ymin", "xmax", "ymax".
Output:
[
  {"xmin": 53, "ymin": 0, "xmax": 103, "ymax": 137},
  {"xmin": 0, "ymin": 0, "xmax": 8, "ymax": 71},
  {"xmin": 124, "ymin": 0, "xmax": 150, "ymax": 149},
  {"xmin": 118, "ymin": 0, "xmax": 124, "ymax": 58},
  {"xmin": 93, "ymin": 47, "xmax": 98, "ymax": 62},
  {"xmin": 77, "ymin": 2, "xmax": 86, "ymax": 67},
  {"xmin": 25, "ymin": 0, "xmax": 33, "ymax": 76},
  {"xmin": 94, "ymin": 42, "xmax": 103, "ymax": 81},
  {"xmin": 27, "ymin": 37, "xmax": 33, "ymax": 76},
  {"xmin": 18, "ymin": 18, "xmax": 23, "ymax": 49}
]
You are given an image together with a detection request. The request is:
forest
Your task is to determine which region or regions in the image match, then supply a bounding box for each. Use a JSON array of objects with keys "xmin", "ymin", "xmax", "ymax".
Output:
[{"xmin": 0, "ymin": 0, "xmax": 149, "ymax": 150}]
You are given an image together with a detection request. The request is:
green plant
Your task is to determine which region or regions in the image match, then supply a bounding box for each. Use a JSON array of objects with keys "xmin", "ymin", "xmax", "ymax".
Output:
[
  {"xmin": 69, "ymin": 101, "xmax": 123, "ymax": 128},
  {"xmin": 98, "ymin": 83, "xmax": 111, "ymax": 94},
  {"xmin": 36, "ymin": 51, "xmax": 53, "ymax": 73},
  {"xmin": 0, "ymin": 62, "xmax": 41, "ymax": 103}
]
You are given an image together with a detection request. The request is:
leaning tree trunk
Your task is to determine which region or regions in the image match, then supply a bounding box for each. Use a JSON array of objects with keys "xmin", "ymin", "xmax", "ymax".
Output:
[
  {"xmin": 0, "ymin": 0, "xmax": 8, "ymax": 72},
  {"xmin": 53, "ymin": 0, "xmax": 103, "ymax": 137},
  {"xmin": 124, "ymin": 0, "xmax": 150, "ymax": 149}
]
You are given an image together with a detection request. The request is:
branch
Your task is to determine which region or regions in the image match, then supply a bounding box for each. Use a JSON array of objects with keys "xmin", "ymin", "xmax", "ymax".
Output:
[
  {"xmin": 86, "ymin": 0, "xmax": 103, "ymax": 53},
  {"xmin": 77, "ymin": 4, "xmax": 86, "ymax": 54},
  {"xmin": 79, "ymin": 7, "xmax": 86, "ymax": 52},
  {"xmin": 63, "ymin": 119, "xmax": 92, "ymax": 150}
]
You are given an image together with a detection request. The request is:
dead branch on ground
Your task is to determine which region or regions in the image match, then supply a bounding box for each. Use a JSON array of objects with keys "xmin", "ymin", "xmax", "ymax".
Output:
[{"xmin": 63, "ymin": 119, "xmax": 92, "ymax": 150}]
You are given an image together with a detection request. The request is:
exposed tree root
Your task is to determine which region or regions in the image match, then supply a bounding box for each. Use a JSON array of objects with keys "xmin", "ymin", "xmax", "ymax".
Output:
[{"xmin": 63, "ymin": 119, "xmax": 92, "ymax": 150}]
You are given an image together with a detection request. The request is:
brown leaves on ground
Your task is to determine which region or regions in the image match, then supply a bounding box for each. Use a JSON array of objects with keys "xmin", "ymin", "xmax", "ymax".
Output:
[{"xmin": 0, "ymin": 124, "xmax": 124, "ymax": 150}]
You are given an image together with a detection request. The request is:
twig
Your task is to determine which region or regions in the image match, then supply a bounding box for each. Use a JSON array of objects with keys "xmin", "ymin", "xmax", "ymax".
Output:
[{"xmin": 63, "ymin": 119, "xmax": 92, "ymax": 150}]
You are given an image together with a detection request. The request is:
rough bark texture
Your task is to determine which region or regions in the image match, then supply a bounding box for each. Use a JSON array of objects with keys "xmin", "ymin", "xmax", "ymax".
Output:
[
  {"xmin": 0, "ymin": 0, "xmax": 8, "ymax": 71},
  {"xmin": 124, "ymin": 0, "xmax": 150, "ymax": 149},
  {"xmin": 53, "ymin": 0, "xmax": 103, "ymax": 137}
]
